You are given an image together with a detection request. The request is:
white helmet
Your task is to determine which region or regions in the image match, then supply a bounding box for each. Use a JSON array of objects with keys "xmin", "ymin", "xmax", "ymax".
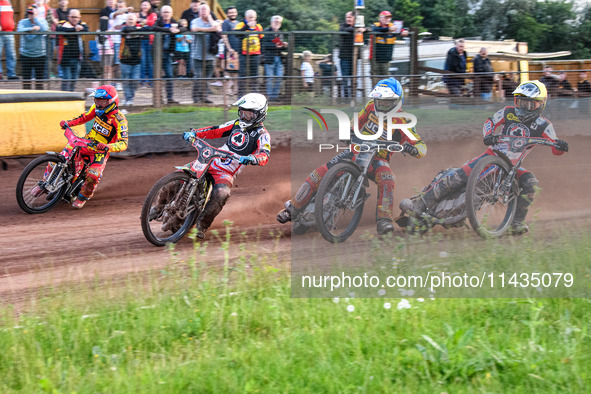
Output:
[{"xmin": 233, "ymin": 93, "xmax": 268, "ymax": 129}]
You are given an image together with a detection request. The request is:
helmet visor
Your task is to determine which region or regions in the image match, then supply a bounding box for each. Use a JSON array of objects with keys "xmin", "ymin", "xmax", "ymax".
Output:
[
  {"xmin": 95, "ymin": 98, "xmax": 111, "ymax": 109},
  {"xmin": 374, "ymin": 97, "xmax": 399, "ymax": 113},
  {"xmin": 239, "ymin": 108, "xmax": 256, "ymax": 122},
  {"xmin": 514, "ymin": 96, "xmax": 542, "ymax": 112}
]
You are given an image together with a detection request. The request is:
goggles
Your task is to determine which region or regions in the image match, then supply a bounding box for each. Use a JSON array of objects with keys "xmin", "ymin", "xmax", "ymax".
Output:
[
  {"xmin": 239, "ymin": 108, "xmax": 256, "ymax": 121},
  {"xmin": 514, "ymin": 96, "xmax": 543, "ymax": 111}
]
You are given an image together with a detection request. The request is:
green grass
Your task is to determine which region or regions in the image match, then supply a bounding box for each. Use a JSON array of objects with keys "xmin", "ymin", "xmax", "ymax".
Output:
[
  {"xmin": 127, "ymin": 106, "xmax": 293, "ymax": 135},
  {"xmin": 1, "ymin": 225, "xmax": 590, "ymax": 392}
]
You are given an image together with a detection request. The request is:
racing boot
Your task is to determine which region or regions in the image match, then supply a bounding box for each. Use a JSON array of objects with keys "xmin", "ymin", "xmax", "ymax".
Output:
[
  {"xmin": 276, "ymin": 200, "xmax": 297, "ymax": 224},
  {"xmin": 194, "ymin": 184, "xmax": 231, "ymax": 239},
  {"xmin": 399, "ymin": 198, "xmax": 425, "ymax": 216},
  {"xmin": 377, "ymin": 218, "xmax": 394, "ymax": 235},
  {"xmin": 72, "ymin": 193, "xmax": 88, "ymax": 209}
]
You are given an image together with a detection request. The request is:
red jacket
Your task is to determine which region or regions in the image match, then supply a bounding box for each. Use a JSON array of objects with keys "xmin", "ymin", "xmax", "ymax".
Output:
[{"xmin": 0, "ymin": 0, "xmax": 15, "ymax": 32}]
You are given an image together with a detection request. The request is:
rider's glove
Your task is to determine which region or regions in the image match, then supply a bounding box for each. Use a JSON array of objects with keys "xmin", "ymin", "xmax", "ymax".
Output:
[
  {"xmin": 402, "ymin": 142, "xmax": 419, "ymax": 157},
  {"xmin": 483, "ymin": 134, "xmax": 500, "ymax": 146},
  {"xmin": 182, "ymin": 131, "xmax": 195, "ymax": 144},
  {"xmin": 95, "ymin": 142, "xmax": 109, "ymax": 152},
  {"xmin": 239, "ymin": 155, "xmax": 257, "ymax": 165},
  {"xmin": 60, "ymin": 120, "xmax": 68, "ymax": 129},
  {"xmin": 555, "ymin": 139, "xmax": 569, "ymax": 152}
]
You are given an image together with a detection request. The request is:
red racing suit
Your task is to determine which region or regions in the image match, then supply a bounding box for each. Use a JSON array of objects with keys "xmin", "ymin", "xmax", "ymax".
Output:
[
  {"xmin": 63, "ymin": 105, "xmax": 129, "ymax": 199},
  {"xmin": 190, "ymin": 119, "xmax": 271, "ymax": 186},
  {"xmin": 293, "ymin": 100, "xmax": 426, "ymax": 222}
]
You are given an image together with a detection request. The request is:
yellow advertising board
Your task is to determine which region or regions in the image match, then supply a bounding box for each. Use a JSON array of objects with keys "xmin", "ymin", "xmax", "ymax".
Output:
[{"xmin": 0, "ymin": 90, "xmax": 86, "ymax": 157}]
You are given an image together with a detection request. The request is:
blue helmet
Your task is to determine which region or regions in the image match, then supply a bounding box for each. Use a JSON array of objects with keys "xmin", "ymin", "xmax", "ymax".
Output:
[
  {"xmin": 90, "ymin": 85, "xmax": 119, "ymax": 116},
  {"xmin": 369, "ymin": 78, "xmax": 404, "ymax": 113}
]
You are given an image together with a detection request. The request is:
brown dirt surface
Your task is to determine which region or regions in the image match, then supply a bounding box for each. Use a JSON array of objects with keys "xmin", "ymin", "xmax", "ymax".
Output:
[{"xmin": 1, "ymin": 134, "xmax": 590, "ymax": 305}]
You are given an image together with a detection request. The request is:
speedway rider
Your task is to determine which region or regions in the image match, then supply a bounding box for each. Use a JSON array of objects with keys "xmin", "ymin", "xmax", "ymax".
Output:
[
  {"xmin": 32, "ymin": 85, "xmax": 129, "ymax": 208},
  {"xmin": 182, "ymin": 93, "xmax": 270, "ymax": 239},
  {"xmin": 400, "ymin": 80, "xmax": 569, "ymax": 234},
  {"xmin": 277, "ymin": 78, "xmax": 427, "ymax": 235}
]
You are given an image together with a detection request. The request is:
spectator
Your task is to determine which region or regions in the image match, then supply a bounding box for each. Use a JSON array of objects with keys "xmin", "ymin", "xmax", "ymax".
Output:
[
  {"xmin": 152, "ymin": 5, "xmax": 184, "ymax": 104},
  {"xmin": 175, "ymin": 19, "xmax": 191, "ymax": 78},
  {"xmin": 30, "ymin": 0, "xmax": 49, "ymax": 19},
  {"xmin": 557, "ymin": 72, "xmax": 574, "ymax": 97},
  {"xmin": 577, "ymin": 71, "xmax": 591, "ymax": 97},
  {"xmin": 338, "ymin": 11, "xmax": 356, "ymax": 97},
  {"xmin": 317, "ymin": 54, "xmax": 335, "ymax": 95},
  {"xmin": 300, "ymin": 50, "xmax": 314, "ymax": 93},
  {"xmin": 50, "ymin": 0, "xmax": 69, "ymax": 78},
  {"xmin": 540, "ymin": 66, "xmax": 559, "ymax": 97},
  {"xmin": 136, "ymin": 0, "xmax": 156, "ymax": 86},
  {"xmin": 149, "ymin": 0, "xmax": 160, "ymax": 16},
  {"xmin": 234, "ymin": 9, "xmax": 263, "ymax": 96},
  {"xmin": 17, "ymin": 5, "xmax": 48, "ymax": 89},
  {"xmin": 120, "ymin": 13, "xmax": 145, "ymax": 105},
  {"xmin": 110, "ymin": 1, "xmax": 133, "ymax": 91},
  {"xmin": 181, "ymin": 0, "xmax": 200, "ymax": 26},
  {"xmin": 190, "ymin": 3, "xmax": 219, "ymax": 104},
  {"xmin": 473, "ymin": 47, "xmax": 494, "ymax": 100},
  {"xmin": 370, "ymin": 10, "xmax": 408, "ymax": 86},
  {"xmin": 0, "ymin": 0, "xmax": 17, "ymax": 80},
  {"xmin": 444, "ymin": 38, "xmax": 467, "ymax": 96},
  {"xmin": 96, "ymin": 25, "xmax": 114, "ymax": 83},
  {"xmin": 221, "ymin": 6, "xmax": 239, "ymax": 95},
  {"xmin": 261, "ymin": 15, "xmax": 287, "ymax": 102},
  {"xmin": 100, "ymin": 0, "xmax": 116, "ymax": 18},
  {"xmin": 501, "ymin": 73, "xmax": 518, "ymax": 99},
  {"xmin": 57, "ymin": 9, "xmax": 87, "ymax": 91}
]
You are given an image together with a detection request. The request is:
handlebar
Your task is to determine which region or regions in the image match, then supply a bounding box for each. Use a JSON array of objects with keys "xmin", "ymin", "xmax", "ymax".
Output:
[
  {"xmin": 498, "ymin": 135, "xmax": 559, "ymax": 150},
  {"xmin": 62, "ymin": 124, "xmax": 109, "ymax": 152}
]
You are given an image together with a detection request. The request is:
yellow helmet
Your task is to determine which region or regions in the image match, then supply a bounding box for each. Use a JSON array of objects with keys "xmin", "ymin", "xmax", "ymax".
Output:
[{"xmin": 512, "ymin": 80, "xmax": 547, "ymax": 121}]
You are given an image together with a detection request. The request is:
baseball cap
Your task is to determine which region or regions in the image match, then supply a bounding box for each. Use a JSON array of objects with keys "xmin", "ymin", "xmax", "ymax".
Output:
[
  {"xmin": 27, "ymin": 5, "xmax": 36, "ymax": 14},
  {"xmin": 379, "ymin": 10, "xmax": 392, "ymax": 17}
]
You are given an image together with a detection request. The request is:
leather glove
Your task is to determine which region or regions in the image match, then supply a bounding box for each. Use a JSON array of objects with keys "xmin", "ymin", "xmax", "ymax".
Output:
[
  {"xmin": 402, "ymin": 142, "xmax": 419, "ymax": 157},
  {"xmin": 60, "ymin": 120, "xmax": 68, "ymax": 129},
  {"xmin": 238, "ymin": 155, "xmax": 256, "ymax": 165},
  {"xmin": 182, "ymin": 131, "xmax": 195, "ymax": 144},
  {"xmin": 555, "ymin": 139, "xmax": 569, "ymax": 152},
  {"xmin": 483, "ymin": 134, "xmax": 500, "ymax": 146},
  {"xmin": 95, "ymin": 142, "xmax": 109, "ymax": 152}
]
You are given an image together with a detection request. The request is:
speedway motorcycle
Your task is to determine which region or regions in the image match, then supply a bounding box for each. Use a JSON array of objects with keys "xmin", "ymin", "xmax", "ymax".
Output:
[
  {"xmin": 293, "ymin": 136, "xmax": 405, "ymax": 243},
  {"xmin": 16, "ymin": 125, "xmax": 108, "ymax": 214},
  {"xmin": 396, "ymin": 135, "xmax": 562, "ymax": 238},
  {"xmin": 140, "ymin": 137, "xmax": 241, "ymax": 246}
]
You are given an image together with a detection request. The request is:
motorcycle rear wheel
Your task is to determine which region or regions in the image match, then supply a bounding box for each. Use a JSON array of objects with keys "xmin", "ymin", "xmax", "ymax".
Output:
[
  {"xmin": 141, "ymin": 172, "xmax": 207, "ymax": 246},
  {"xmin": 314, "ymin": 163, "xmax": 365, "ymax": 243},
  {"xmin": 466, "ymin": 155, "xmax": 518, "ymax": 238},
  {"xmin": 16, "ymin": 154, "xmax": 68, "ymax": 214}
]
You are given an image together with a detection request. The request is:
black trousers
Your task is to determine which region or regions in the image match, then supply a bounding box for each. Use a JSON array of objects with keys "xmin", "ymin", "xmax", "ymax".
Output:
[{"xmin": 20, "ymin": 55, "xmax": 46, "ymax": 90}]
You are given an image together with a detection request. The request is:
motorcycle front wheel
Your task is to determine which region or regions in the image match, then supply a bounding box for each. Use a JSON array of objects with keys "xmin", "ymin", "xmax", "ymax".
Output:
[
  {"xmin": 141, "ymin": 172, "xmax": 208, "ymax": 246},
  {"xmin": 16, "ymin": 154, "xmax": 68, "ymax": 214},
  {"xmin": 466, "ymin": 155, "xmax": 518, "ymax": 238},
  {"xmin": 314, "ymin": 163, "xmax": 365, "ymax": 243}
]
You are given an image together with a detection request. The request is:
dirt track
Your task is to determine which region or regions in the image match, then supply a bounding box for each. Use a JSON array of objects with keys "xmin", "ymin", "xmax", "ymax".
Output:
[{"xmin": 1, "ymin": 136, "xmax": 590, "ymax": 301}]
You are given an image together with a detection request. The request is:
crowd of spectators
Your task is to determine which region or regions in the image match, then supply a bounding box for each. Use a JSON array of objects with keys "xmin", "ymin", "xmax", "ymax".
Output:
[{"xmin": 0, "ymin": 1, "xmax": 589, "ymax": 104}]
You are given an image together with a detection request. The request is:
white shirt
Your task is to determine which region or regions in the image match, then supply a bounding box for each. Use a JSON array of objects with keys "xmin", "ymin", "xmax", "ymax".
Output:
[{"xmin": 301, "ymin": 61, "xmax": 314, "ymax": 83}]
